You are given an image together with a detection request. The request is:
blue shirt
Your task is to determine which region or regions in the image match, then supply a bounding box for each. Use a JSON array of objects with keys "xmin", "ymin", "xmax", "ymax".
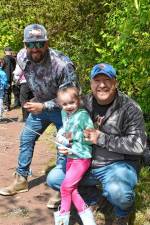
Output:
[{"xmin": 0, "ymin": 67, "xmax": 8, "ymax": 98}]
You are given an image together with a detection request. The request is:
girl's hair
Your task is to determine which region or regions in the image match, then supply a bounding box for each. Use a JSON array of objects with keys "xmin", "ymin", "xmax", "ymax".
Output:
[{"xmin": 57, "ymin": 82, "xmax": 80, "ymax": 99}]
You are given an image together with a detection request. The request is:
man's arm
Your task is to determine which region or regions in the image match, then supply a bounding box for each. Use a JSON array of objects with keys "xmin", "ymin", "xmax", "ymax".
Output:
[{"xmin": 85, "ymin": 104, "xmax": 147, "ymax": 155}]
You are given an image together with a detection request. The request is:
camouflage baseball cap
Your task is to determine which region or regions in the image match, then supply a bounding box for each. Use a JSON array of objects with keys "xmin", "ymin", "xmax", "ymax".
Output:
[{"xmin": 23, "ymin": 24, "xmax": 48, "ymax": 42}]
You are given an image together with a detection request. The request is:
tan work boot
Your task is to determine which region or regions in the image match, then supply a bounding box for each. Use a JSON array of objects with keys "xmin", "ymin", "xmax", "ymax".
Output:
[
  {"xmin": 0, "ymin": 173, "xmax": 28, "ymax": 196},
  {"xmin": 47, "ymin": 189, "xmax": 61, "ymax": 209}
]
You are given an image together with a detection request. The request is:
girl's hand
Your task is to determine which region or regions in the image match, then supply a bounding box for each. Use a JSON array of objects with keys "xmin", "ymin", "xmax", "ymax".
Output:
[
  {"xmin": 64, "ymin": 132, "xmax": 72, "ymax": 143},
  {"xmin": 58, "ymin": 147, "xmax": 69, "ymax": 155}
]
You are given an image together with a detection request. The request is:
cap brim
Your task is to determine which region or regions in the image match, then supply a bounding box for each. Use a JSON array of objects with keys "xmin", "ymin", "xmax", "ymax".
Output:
[
  {"xmin": 23, "ymin": 38, "xmax": 48, "ymax": 43},
  {"xmin": 91, "ymin": 71, "xmax": 114, "ymax": 79}
]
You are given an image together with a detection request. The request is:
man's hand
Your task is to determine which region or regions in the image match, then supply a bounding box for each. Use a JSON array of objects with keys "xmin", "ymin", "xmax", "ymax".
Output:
[
  {"xmin": 84, "ymin": 128, "xmax": 100, "ymax": 144},
  {"xmin": 23, "ymin": 102, "xmax": 44, "ymax": 114}
]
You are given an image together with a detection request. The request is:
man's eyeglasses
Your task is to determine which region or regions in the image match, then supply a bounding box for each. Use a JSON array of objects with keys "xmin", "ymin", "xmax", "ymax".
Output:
[{"xmin": 25, "ymin": 41, "xmax": 46, "ymax": 49}]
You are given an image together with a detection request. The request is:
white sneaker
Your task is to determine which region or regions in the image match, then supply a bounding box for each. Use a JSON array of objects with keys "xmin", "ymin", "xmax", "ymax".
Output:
[
  {"xmin": 79, "ymin": 207, "xmax": 97, "ymax": 225},
  {"xmin": 54, "ymin": 211, "xmax": 70, "ymax": 225}
]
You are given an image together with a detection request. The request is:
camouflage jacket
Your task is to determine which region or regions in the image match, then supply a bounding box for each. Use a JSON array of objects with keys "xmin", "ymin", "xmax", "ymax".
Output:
[
  {"xmin": 82, "ymin": 91, "xmax": 147, "ymax": 167},
  {"xmin": 17, "ymin": 48, "xmax": 78, "ymax": 110}
]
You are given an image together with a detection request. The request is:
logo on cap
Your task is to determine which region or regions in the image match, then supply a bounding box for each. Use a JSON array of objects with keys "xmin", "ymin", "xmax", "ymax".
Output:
[
  {"xmin": 29, "ymin": 29, "xmax": 42, "ymax": 38},
  {"xmin": 99, "ymin": 64, "xmax": 105, "ymax": 69},
  {"xmin": 23, "ymin": 24, "xmax": 48, "ymax": 42}
]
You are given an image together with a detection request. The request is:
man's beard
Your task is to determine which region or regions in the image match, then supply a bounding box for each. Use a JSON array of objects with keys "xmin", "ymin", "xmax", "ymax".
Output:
[
  {"xmin": 30, "ymin": 51, "xmax": 44, "ymax": 62},
  {"xmin": 27, "ymin": 48, "xmax": 48, "ymax": 63}
]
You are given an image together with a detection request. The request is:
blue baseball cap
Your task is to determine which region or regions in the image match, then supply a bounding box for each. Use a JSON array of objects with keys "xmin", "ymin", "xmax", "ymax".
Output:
[
  {"xmin": 23, "ymin": 24, "xmax": 48, "ymax": 42},
  {"xmin": 90, "ymin": 63, "xmax": 116, "ymax": 79}
]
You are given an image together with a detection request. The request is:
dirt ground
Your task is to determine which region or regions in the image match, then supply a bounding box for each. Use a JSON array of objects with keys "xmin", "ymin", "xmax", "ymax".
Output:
[
  {"xmin": 0, "ymin": 108, "xmax": 134, "ymax": 225},
  {"xmin": 0, "ymin": 108, "xmax": 58, "ymax": 225}
]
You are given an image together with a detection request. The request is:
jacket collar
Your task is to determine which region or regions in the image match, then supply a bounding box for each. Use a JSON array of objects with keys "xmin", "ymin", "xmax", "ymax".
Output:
[{"xmin": 84, "ymin": 90, "xmax": 123, "ymax": 123}]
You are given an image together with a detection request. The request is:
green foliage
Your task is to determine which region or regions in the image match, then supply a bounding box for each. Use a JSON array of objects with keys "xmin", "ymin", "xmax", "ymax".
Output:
[
  {"xmin": 0, "ymin": 0, "xmax": 149, "ymax": 108},
  {"xmin": 0, "ymin": 0, "xmax": 149, "ymax": 110},
  {"xmin": 0, "ymin": 1, "xmax": 149, "ymax": 222},
  {"xmin": 0, "ymin": 0, "xmax": 104, "ymax": 92},
  {"xmin": 135, "ymin": 167, "xmax": 150, "ymax": 224},
  {"xmin": 136, "ymin": 167, "xmax": 150, "ymax": 210},
  {"xmin": 94, "ymin": 0, "xmax": 150, "ymax": 113}
]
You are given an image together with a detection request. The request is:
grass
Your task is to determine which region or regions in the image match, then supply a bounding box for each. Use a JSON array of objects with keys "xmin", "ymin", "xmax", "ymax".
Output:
[{"xmin": 134, "ymin": 167, "xmax": 150, "ymax": 225}]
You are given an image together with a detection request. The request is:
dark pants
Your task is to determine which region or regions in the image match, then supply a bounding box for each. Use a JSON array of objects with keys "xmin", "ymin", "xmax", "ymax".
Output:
[
  {"xmin": 12, "ymin": 84, "xmax": 21, "ymax": 108},
  {"xmin": 20, "ymin": 83, "xmax": 33, "ymax": 121},
  {"xmin": 3, "ymin": 86, "xmax": 12, "ymax": 110}
]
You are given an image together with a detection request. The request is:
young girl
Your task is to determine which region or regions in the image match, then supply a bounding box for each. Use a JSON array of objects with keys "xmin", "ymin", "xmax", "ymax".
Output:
[
  {"xmin": 0, "ymin": 59, "xmax": 8, "ymax": 120},
  {"xmin": 54, "ymin": 84, "xmax": 96, "ymax": 225}
]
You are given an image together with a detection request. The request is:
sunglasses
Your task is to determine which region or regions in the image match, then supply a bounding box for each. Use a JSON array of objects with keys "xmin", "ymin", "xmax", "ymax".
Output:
[{"xmin": 25, "ymin": 41, "xmax": 46, "ymax": 49}]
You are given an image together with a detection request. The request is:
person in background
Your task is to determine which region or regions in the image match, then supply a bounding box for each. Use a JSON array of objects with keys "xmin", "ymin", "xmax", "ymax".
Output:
[
  {"xmin": 12, "ymin": 81, "xmax": 21, "ymax": 109},
  {"xmin": 3, "ymin": 47, "xmax": 16, "ymax": 111},
  {"xmin": 54, "ymin": 84, "xmax": 96, "ymax": 225},
  {"xmin": 11, "ymin": 52, "xmax": 21, "ymax": 109},
  {"xmin": 13, "ymin": 62, "xmax": 33, "ymax": 122},
  {"xmin": 0, "ymin": 59, "xmax": 8, "ymax": 120},
  {"xmin": 47, "ymin": 63, "xmax": 147, "ymax": 225},
  {"xmin": 0, "ymin": 24, "xmax": 78, "ymax": 210}
]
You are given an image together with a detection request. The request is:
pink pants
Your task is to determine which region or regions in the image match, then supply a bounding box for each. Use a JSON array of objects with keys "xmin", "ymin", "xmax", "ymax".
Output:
[{"xmin": 60, "ymin": 158, "xmax": 91, "ymax": 214}]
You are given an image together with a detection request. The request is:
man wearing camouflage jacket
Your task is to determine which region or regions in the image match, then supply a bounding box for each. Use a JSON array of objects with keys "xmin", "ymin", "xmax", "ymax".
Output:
[{"xmin": 0, "ymin": 24, "xmax": 78, "ymax": 206}]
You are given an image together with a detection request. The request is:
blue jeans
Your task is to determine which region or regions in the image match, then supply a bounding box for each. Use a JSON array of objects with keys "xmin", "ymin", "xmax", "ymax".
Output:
[
  {"xmin": 16, "ymin": 109, "xmax": 62, "ymax": 177},
  {"xmin": 47, "ymin": 160, "xmax": 138, "ymax": 217}
]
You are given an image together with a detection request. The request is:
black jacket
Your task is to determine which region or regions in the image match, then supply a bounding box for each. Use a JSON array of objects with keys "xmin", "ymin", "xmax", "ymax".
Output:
[
  {"xmin": 83, "ymin": 91, "xmax": 147, "ymax": 168},
  {"xmin": 3, "ymin": 55, "xmax": 16, "ymax": 84}
]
